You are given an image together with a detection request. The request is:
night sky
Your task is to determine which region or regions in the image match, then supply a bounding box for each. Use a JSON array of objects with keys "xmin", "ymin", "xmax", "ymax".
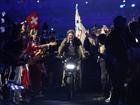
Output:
[{"xmin": 0, "ymin": 0, "xmax": 140, "ymax": 38}]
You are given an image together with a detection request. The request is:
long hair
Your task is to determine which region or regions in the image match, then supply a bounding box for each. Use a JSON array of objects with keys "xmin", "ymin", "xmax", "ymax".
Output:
[{"xmin": 66, "ymin": 29, "xmax": 75, "ymax": 42}]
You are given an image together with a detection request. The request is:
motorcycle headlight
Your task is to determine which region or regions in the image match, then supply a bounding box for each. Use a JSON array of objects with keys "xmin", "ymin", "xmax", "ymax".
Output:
[{"xmin": 66, "ymin": 64, "xmax": 76, "ymax": 69}]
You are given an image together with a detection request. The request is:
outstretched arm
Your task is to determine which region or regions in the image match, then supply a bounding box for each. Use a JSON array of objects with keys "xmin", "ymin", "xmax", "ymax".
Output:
[{"xmin": 39, "ymin": 41, "xmax": 57, "ymax": 48}]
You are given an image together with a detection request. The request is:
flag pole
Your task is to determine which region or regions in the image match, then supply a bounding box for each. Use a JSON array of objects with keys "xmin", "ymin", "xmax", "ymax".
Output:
[{"xmin": 76, "ymin": 3, "xmax": 78, "ymax": 10}]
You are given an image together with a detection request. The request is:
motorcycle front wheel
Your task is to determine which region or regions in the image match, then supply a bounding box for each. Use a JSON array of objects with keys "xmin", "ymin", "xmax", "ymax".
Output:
[{"xmin": 65, "ymin": 75, "xmax": 75, "ymax": 99}]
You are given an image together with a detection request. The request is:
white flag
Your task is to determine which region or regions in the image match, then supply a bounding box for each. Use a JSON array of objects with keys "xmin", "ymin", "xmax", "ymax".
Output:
[{"xmin": 75, "ymin": 4, "xmax": 87, "ymax": 45}]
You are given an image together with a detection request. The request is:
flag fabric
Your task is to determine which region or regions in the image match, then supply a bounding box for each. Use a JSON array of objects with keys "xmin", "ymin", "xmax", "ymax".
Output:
[
  {"xmin": 75, "ymin": 4, "xmax": 87, "ymax": 45},
  {"xmin": 26, "ymin": 11, "xmax": 39, "ymax": 29},
  {"xmin": 21, "ymin": 64, "xmax": 30, "ymax": 88}
]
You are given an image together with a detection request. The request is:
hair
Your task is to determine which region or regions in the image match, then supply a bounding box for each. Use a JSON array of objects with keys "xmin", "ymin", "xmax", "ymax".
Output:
[
  {"xmin": 98, "ymin": 33, "xmax": 106, "ymax": 44},
  {"xmin": 113, "ymin": 16, "xmax": 127, "ymax": 29},
  {"xmin": 129, "ymin": 21, "xmax": 139, "ymax": 34},
  {"xmin": 66, "ymin": 29, "xmax": 75, "ymax": 36}
]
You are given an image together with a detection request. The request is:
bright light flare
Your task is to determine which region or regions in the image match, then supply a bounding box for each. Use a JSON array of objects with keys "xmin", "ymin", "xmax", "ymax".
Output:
[
  {"xmin": 131, "ymin": 4, "xmax": 136, "ymax": 8},
  {"xmin": 37, "ymin": 0, "xmax": 39, "ymax": 3},
  {"xmin": 66, "ymin": 64, "xmax": 75, "ymax": 69}
]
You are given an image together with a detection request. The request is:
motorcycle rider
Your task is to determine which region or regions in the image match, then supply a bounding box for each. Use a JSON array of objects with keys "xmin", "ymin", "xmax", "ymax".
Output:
[{"xmin": 58, "ymin": 29, "xmax": 86, "ymax": 87}]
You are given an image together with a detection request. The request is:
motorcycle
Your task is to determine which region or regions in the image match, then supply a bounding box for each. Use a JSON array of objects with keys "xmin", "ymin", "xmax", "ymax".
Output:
[{"xmin": 62, "ymin": 56, "xmax": 81, "ymax": 99}]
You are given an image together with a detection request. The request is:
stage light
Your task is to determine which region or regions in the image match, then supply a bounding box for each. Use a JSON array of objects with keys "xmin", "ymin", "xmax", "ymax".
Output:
[
  {"xmin": 51, "ymin": 28, "xmax": 54, "ymax": 31},
  {"xmin": 1, "ymin": 11, "xmax": 6, "ymax": 17},
  {"xmin": 1, "ymin": 18, "xmax": 5, "ymax": 23},
  {"xmin": 85, "ymin": 1, "xmax": 88, "ymax": 5},
  {"xmin": 37, "ymin": 0, "xmax": 39, "ymax": 3},
  {"xmin": 0, "ymin": 27, "xmax": 5, "ymax": 33},
  {"xmin": 135, "ymin": 38, "xmax": 139, "ymax": 43},
  {"xmin": 123, "ymin": 0, "xmax": 126, "ymax": 3},
  {"xmin": 131, "ymin": 4, "xmax": 136, "ymax": 8},
  {"xmin": 120, "ymin": 4, "xmax": 124, "ymax": 8}
]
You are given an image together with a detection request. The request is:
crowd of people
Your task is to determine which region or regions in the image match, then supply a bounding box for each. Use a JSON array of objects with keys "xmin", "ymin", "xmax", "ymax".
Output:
[{"xmin": 0, "ymin": 12, "xmax": 140, "ymax": 105}]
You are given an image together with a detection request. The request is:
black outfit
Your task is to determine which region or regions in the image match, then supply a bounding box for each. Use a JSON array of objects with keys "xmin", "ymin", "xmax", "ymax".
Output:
[
  {"xmin": 63, "ymin": 38, "xmax": 81, "ymax": 59},
  {"xmin": 105, "ymin": 28, "xmax": 133, "ymax": 105},
  {"xmin": 46, "ymin": 43, "xmax": 58, "ymax": 87}
]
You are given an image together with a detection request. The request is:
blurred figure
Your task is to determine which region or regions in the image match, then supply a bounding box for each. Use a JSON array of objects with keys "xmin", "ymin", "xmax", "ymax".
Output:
[
  {"xmin": 127, "ymin": 20, "xmax": 140, "ymax": 104},
  {"xmin": 138, "ymin": 15, "xmax": 140, "ymax": 24},
  {"xmin": 45, "ymin": 36, "xmax": 58, "ymax": 87},
  {"xmin": 40, "ymin": 22, "xmax": 49, "ymax": 44},
  {"xmin": 129, "ymin": 21, "xmax": 140, "ymax": 46},
  {"xmin": 98, "ymin": 33, "xmax": 111, "ymax": 101},
  {"xmin": 27, "ymin": 29, "xmax": 44, "ymax": 97},
  {"xmin": 105, "ymin": 16, "xmax": 134, "ymax": 105},
  {"xmin": 100, "ymin": 25, "xmax": 109, "ymax": 35},
  {"xmin": 3, "ymin": 23, "xmax": 25, "ymax": 103}
]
